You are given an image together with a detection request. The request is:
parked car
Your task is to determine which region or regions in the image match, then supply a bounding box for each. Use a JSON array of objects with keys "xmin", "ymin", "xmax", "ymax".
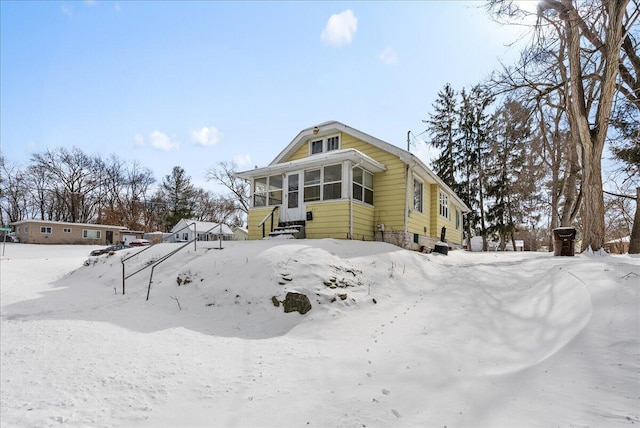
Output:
[
  {"xmin": 89, "ymin": 244, "xmax": 131, "ymax": 256},
  {"xmin": 129, "ymin": 239, "xmax": 151, "ymax": 247}
]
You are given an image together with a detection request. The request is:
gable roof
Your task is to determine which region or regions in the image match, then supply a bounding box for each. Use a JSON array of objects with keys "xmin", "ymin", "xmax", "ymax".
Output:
[{"xmin": 242, "ymin": 120, "xmax": 469, "ymax": 212}]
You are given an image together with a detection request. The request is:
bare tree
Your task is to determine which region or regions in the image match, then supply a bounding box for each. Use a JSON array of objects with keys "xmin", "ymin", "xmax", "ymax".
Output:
[
  {"xmin": 535, "ymin": 0, "xmax": 632, "ymax": 251},
  {"xmin": 0, "ymin": 157, "xmax": 29, "ymax": 224},
  {"xmin": 206, "ymin": 161, "xmax": 249, "ymax": 216}
]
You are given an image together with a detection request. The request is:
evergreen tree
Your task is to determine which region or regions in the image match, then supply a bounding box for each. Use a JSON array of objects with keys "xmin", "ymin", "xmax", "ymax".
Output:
[
  {"xmin": 457, "ymin": 85, "xmax": 494, "ymax": 250},
  {"xmin": 425, "ymin": 83, "xmax": 459, "ymax": 188},
  {"xmin": 485, "ymin": 100, "xmax": 531, "ymax": 250},
  {"xmin": 162, "ymin": 166, "xmax": 197, "ymax": 231}
]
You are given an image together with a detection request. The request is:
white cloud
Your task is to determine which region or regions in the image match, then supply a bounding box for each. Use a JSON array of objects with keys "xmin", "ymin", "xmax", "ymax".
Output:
[
  {"xmin": 321, "ymin": 9, "xmax": 357, "ymax": 47},
  {"xmin": 233, "ymin": 154, "xmax": 252, "ymax": 167},
  {"xmin": 114, "ymin": 3, "xmax": 121, "ymax": 12},
  {"xmin": 149, "ymin": 130, "xmax": 179, "ymax": 151},
  {"xmin": 191, "ymin": 126, "xmax": 223, "ymax": 147},
  {"xmin": 379, "ymin": 47, "xmax": 398, "ymax": 65},
  {"xmin": 134, "ymin": 133, "xmax": 145, "ymax": 146}
]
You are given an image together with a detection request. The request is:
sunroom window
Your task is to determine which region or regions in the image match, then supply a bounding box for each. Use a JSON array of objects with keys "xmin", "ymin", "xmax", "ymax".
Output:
[
  {"xmin": 323, "ymin": 164, "xmax": 342, "ymax": 200},
  {"xmin": 353, "ymin": 167, "xmax": 374, "ymax": 205},
  {"xmin": 254, "ymin": 175, "xmax": 282, "ymax": 207},
  {"xmin": 304, "ymin": 169, "xmax": 321, "ymax": 202}
]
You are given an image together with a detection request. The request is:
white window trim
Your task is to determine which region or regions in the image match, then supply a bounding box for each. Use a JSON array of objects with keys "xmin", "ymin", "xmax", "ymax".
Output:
[
  {"xmin": 439, "ymin": 190, "xmax": 450, "ymax": 220},
  {"xmin": 252, "ymin": 175, "xmax": 283, "ymax": 207},
  {"xmin": 413, "ymin": 176, "xmax": 424, "ymax": 214},
  {"xmin": 308, "ymin": 133, "xmax": 341, "ymax": 156},
  {"xmin": 40, "ymin": 226, "xmax": 52, "ymax": 234},
  {"xmin": 352, "ymin": 167, "xmax": 374, "ymax": 205},
  {"xmin": 63, "ymin": 228, "xmax": 72, "ymax": 233}
]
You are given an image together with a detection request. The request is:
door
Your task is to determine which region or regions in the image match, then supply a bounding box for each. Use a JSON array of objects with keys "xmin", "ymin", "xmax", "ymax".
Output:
[
  {"xmin": 106, "ymin": 230, "xmax": 113, "ymax": 244},
  {"xmin": 281, "ymin": 171, "xmax": 304, "ymax": 222}
]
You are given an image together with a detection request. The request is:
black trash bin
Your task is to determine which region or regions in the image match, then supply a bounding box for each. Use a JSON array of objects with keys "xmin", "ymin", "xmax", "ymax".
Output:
[
  {"xmin": 433, "ymin": 241, "xmax": 448, "ymax": 255},
  {"xmin": 553, "ymin": 227, "xmax": 576, "ymax": 256}
]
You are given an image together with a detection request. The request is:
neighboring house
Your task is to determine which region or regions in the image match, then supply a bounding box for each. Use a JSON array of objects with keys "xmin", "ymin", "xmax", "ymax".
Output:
[
  {"xmin": 233, "ymin": 226, "xmax": 249, "ymax": 241},
  {"xmin": 9, "ymin": 220, "xmax": 134, "ymax": 245},
  {"xmin": 604, "ymin": 236, "xmax": 630, "ymax": 254},
  {"xmin": 170, "ymin": 219, "xmax": 234, "ymax": 242},
  {"xmin": 236, "ymin": 121, "xmax": 470, "ymax": 250}
]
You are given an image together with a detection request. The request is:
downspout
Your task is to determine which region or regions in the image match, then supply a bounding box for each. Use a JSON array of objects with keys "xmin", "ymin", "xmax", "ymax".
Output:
[{"xmin": 404, "ymin": 131, "xmax": 411, "ymax": 239}]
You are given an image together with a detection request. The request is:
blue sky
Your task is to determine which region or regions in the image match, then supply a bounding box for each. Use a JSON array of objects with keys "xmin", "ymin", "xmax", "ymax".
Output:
[{"xmin": 0, "ymin": 1, "xmax": 534, "ymax": 192}]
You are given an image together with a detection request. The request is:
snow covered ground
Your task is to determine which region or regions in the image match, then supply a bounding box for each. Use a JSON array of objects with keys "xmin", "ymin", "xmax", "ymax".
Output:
[{"xmin": 1, "ymin": 240, "xmax": 638, "ymax": 428}]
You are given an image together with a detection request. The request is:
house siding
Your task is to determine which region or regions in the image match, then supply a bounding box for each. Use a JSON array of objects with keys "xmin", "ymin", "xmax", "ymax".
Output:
[
  {"xmin": 305, "ymin": 201, "xmax": 350, "ymax": 239},
  {"xmin": 247, "ymin": 206, "xmax": 280, "ymax": 240},
  {"xmin": 341, "ymin": 134, "xmax": 407, "ymax": 233},
  {"xmin": 429, "ymin": 184, "xmax": 463, "ymax": 246},
  {"xmin": 352, "ymin": 202, "xmax": 375, "ymax": 241},
  {"xmin": 11, "ymin": 221, "xmax": 125, "ymax": 245}
]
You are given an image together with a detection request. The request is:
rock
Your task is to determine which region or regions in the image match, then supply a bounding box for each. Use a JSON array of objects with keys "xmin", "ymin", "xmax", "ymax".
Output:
[
  {"xmin": 338, "ymin": 293, "xmax": 348, "ymax": 300},
  {"xmin": 283, "ymin": 292, "xmax": 312, "ymax": 314},
  {"xmin": 271, "ymin": 296, "xmax": 280, "ymax": 307}
]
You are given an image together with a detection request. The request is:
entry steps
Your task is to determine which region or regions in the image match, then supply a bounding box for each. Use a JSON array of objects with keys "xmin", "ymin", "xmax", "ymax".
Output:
[{"xmin": 268, "ymin": 221, "xmax": 306, "ymax": 239}]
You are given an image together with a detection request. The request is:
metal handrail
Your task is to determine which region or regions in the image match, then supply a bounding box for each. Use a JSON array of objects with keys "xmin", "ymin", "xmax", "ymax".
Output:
[
  {"xmin": 120, "ymin": 222, "xmax": 196, "ymax": 295},
  {"xmin": 257, "ymin": 206, "xmax": 279, "ymax": 238},
  {"xmin": 145, "ymin": 240, "xmax": 196, "ymax": 301}
]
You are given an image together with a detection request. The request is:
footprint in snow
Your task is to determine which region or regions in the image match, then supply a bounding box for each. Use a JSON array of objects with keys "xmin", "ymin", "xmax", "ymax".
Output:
[
  {"xmin": 391, "ymin": 409, "xmax": 401, "ymax": 418},
  {"xmin": 382, "ymin": 389, "xmax": 390, "ymax": 395}
]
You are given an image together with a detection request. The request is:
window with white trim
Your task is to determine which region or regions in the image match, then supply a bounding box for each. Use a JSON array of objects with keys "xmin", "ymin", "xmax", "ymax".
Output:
[
  {"xmin": 353, "ymin": 167, "xmax": 374, "ymax": 205},
  {"xmin": 40, "ymin": 226, "xmax": 52, "ymax": 234},
  {"xmin": 304, "ymin": 169, "xmax": 321, "ymax": 202},
  {"xmin": 304, "ymin": 165, "xmax": 342, "ymax": 202},
  {"xmin": 253, "ymin": 175, "xmax": 282, "ymax": 207},
  {"xmin": 439, "ymin": 190, "xmax": 449, "ymax": 219},
  {"xmin": 327, "ymin": 136, "xmax": 339, "ymax": 151},
  {"xmin": 309, "ymin": 135, "xmax": 340, "ymax": 155},
  {"xmin": 455, "ymin": 209, "xmax": 461, "ymax": 230},
  {"xmin": 83, "ymin": 229, "xmax": 101, "ymax": 239},
  {"xmin": 323, "ymin": 164, "xmax": 342, "ymax": 200},
  {"xmin": 63, "ymin": 228, "xmax": 72, "ymax": 233},
  {"xmin": 413, "ymin": 178, "xmax": 423, "ymax": 213},
  {"xmin": 311, "ymin": 140, "xmax": 323, "ymax": 155}
]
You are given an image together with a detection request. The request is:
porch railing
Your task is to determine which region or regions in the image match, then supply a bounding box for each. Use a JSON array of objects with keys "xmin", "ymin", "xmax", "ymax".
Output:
[{"xmin": 257, "ymin": 206, "xmax": 279, "ymax": 238}]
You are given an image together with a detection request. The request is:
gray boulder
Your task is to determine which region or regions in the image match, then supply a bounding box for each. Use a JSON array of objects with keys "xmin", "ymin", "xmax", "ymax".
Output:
[{"xmin": 282, "ymin": 292, "xmax": 312, "ymax": 314}]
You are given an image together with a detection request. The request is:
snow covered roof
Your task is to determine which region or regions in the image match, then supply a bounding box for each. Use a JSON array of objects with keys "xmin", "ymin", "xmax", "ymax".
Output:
[{"xmin": 171, "ymin": 219, "xmax": 233, "ymax": 235}]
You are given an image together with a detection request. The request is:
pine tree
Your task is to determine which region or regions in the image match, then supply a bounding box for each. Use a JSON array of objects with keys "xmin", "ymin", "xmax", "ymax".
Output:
[
  {"xmin": 425, "ymin": 83, "xmax": 459, "ymax": 188},
  {"xmin": 457, "ymin": 85, "xmax": 494, "ymax": 251},
  {"xmin": 162, "ymin": 166, "xmax": 197, "ymax": 231},
  {"xmin": 485, "ymin": 100, "xmax": 531, "ymax": 250}
]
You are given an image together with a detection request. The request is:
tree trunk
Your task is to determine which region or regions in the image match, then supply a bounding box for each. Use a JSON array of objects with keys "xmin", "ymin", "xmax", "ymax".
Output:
[
  {"xmin": 629, "ymin": 187, "xmax": 640, "ymax": 254},
  {"xmin": 562, "ymin": 0, "xmax": 627, "ymax": 252}
]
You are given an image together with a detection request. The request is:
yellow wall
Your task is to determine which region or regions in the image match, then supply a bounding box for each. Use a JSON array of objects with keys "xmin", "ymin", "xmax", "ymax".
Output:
[
  {"xmin": 341, "ymin": 134, "xmax": 407, "ymax": 233},
  {"xmin": 352, "ymin": 202, "xmax": 375, "ymax": 241},
  {"xmin": 305, "ymin": 201, "xmax": 350, "ymax": 239},
  {"xmin": 247, "ymin": 206, "xmax": 280, "ymax": 240},
  {"xmin": 428, "ymin": 184, "xmax": 463, "ymax": 245}
]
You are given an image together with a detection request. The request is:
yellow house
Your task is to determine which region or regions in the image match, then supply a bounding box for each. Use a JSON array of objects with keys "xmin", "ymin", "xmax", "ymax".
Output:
[{"xmin": 236, "ymin": 121, "xmax": 469, "ymax": 250}]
